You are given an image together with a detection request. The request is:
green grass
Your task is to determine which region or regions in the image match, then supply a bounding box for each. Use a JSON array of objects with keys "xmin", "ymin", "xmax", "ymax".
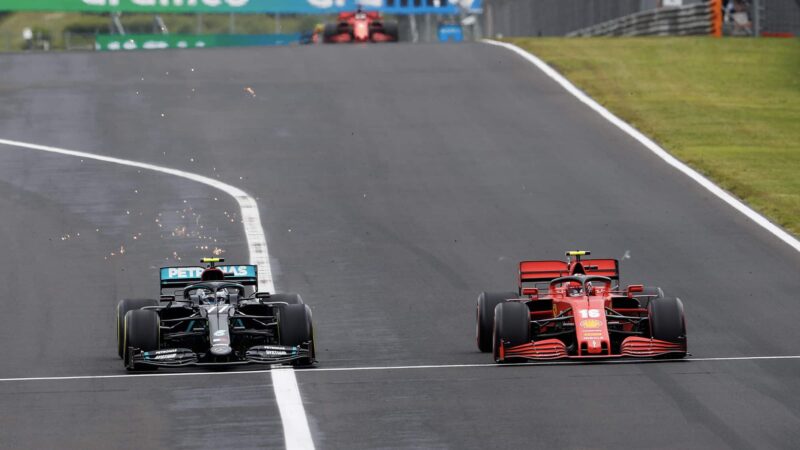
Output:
[
  {"xmin": 508, "ymin": 37, "xmax": 800, "ymax": 236},
  {"xmin": 0, "ymin": 12, "xmax": 318, "ymax": 50}
]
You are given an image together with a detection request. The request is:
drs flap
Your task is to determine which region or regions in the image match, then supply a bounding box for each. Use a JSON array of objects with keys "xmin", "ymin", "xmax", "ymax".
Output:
[
  {"xmin": 519, "ymin": 260, "xmax": 569, "ymax": 283},
  {"xmin": 160, "ymin": 265, "xmax": 258, "ymax": 288}
]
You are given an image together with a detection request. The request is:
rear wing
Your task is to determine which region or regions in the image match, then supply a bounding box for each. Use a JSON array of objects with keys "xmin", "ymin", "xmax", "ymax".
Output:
[
  {"xmin": 580, "ymin": 259, "xmax": 619, "ymax": 280},
  {"xmin": 160, "ymin": 264, "xmax": 258, "ymax": 289},
  {"xmin": 518, "ymin": 258, "xmax": 620, "ymax": 290},
  {"xmin": 519, "ymin": 260, "xmax": 569, "ymax": 283}
]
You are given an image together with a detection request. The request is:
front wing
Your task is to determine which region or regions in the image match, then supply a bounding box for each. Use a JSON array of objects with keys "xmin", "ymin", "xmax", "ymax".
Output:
[
  {"xmin": 498, "ymin": 337, "xmax": 686, "ymax": 362},
  {"xmin": 127, "ymin": 343, "xmax": 313, "ymax": 369},
  {"xmin": 325, "ymin": 32, "xmax": 395, "ymax": 43}
]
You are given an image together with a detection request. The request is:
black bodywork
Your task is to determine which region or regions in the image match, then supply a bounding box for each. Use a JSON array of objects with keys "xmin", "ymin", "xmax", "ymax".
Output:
[{"xmin": 121, "ymin": 263, "xmax": 314, "ymax": 370}]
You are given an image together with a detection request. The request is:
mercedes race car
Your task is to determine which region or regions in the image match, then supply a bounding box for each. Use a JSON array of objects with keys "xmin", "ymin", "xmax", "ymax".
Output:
[
  {"xmin": 323, "ymin": 7, "xmax": 399, "ymax": 43},
  {"xmin": 116, "ymin": 258, "xmax": 315, "ymax": 370},
  {"xmin": 476, "ymin": 251, "xmax": 687, "ymax": 363}
]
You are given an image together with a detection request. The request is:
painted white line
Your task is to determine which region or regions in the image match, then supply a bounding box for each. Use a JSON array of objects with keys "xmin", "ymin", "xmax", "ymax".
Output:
[
  {"xmin": 271, "ymin": 368, "xmax": 315, "ymax": 449},
  {"xmin": 0, "ymin": 138, "xmax": 274, "ymax": 287},
  {"xmin": 1, "ymin": 355, "xmax": 798, "ymax": 383},
  {"xmin": 0, "ymin": 138, "xmax": 314, "ymax": 450},
  {"xmin": 0, "ymin": 370, "xmax": 274, "ymax": 383},
  {"xmin": 482, "ymin": 40, "xmax": 800, "ymax": 254},
  {"xmin": 296, "ymin": 354, "xmax": 800, "ymax": 371}
]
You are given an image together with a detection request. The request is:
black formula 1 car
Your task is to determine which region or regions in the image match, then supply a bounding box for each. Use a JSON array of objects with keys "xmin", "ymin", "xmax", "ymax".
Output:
[{"xmin": 116, "ymin": 258, "xmax": 315, "ymax": 370}]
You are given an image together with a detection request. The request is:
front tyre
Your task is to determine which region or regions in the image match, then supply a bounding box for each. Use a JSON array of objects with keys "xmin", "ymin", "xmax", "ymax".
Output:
[
  {"xmin": 323, "ymin": 23, "xmax": 338, "ymax": 42},
  {"xmin": 476, "ymin": 291, "xmax": 517, "ymax": 352},
  {"xmin": 492, "ymin": 302, "xmax": 530, "ymax": 363},
  {"xmin": 649, "ymin": 297, "xmax": 687, "ymax": 359},
  {"xmin": 382, "ymin": 21, "xmax": 399, "ymax": 41},
  {"xmin": 123, "ymin": 309, "xmax": 160, "ymax": 371},
  {"xmin": 116, "ymin": 298, "xmax": 158, "ymax": 358},
  {"xmin": 278, "ymin": 304, "xmax": 315, "ymax": 367}
]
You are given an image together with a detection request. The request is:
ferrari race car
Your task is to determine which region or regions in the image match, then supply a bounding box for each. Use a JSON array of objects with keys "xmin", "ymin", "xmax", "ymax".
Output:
[
  {"xmin": 323, "ymin": 8, "xmax": 399, "ymax": 43},
  {"xmin": 476, "ymin": 251, "xmax": 687, "ymax": 363},
  {"xmin": 116, "ymin": 258, "xmax": 315, "ymax": 370}
]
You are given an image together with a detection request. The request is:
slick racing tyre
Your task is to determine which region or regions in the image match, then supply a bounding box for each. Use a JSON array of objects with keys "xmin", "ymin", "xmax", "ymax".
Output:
[
  {"xmin": 123, "ymin": 309, "xmax": 160, "ymax": 371},
  {"xmin": 270, "ymin": 293, "xmax": 304, "ymax": 305},
  {"xmin": 476, "ymin": 291, "xmax": 517, "ymax": 352},
  {"xmin": 382, "ymin": 21, "xmax": 399, "ymax": 41},
  {"xmin": 648, "ymin": 297, "xmax": 687, "ymax": 359},
  {"xmin": 634, "ymin": 286, "xmax": 664, "ymax": 307},
  {"xmin": 117, "ymin": 298, "xmax": 158, "ymax": 358},
  {"xmin": 323, "ymin": 23, "xmax": 338, "ymax": 42},
  {"xmin": 640, "ymin": 286, "xmax": 664, "ymax": 298},
  {"xmin": 493, "ymin": 302, "xmax": 530, "ymax": 363},
  {"xmin": 278, "ymin": 304, "xmax": 315, "ymax": 367}
]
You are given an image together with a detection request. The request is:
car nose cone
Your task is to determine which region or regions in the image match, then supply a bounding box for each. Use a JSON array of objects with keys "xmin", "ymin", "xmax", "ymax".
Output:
[{"xmin": 210, "ymin": 345, "xmax": 232, "ymax": 356}]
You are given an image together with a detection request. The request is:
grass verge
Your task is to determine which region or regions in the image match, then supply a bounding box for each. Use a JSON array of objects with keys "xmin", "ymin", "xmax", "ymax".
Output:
[{"xmin": 507, "ymin": 37, "xmax": 800, "ymax": 236}]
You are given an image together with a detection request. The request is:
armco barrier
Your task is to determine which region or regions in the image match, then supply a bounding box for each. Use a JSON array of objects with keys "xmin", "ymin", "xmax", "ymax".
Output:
[
  {"xmin": 567, "ymin": 3, "xmax": 711, "ymax": 36},
  {"xmin": 95, "ymin": 33, "xmax": 301, "ymax": 51}
]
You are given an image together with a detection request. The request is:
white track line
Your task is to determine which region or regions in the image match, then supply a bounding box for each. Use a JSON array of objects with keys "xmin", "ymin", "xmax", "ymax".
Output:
[
  {"xmin": 482, "ymin": 39, "xmax": 800, "ymax": 253},
  {"xmin": 0, "ymin": 138, "xmax": 314, "ymax": 450},
  {"xmin": 1, "ymin": 355, "xmax": 798, "ymax": 383}
]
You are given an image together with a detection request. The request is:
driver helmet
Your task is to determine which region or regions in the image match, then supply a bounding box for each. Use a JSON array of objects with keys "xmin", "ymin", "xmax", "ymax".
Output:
[
  {"xmin": 566, "ymin": 282, "xmax": 584, "ymax": 297},
  {"xmin": 215, "ymin": 288, "xmax": 229, "ymax": 304},
  {"xmin": 196, "ymin": 288, "xmax": 210, "ymax": 303}
]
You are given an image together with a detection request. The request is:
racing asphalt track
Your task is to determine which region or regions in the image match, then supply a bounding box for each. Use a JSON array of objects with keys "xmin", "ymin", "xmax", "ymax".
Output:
[{"xmin": 1, "ymin": 43, "xmax": 799, "ymax": 449}]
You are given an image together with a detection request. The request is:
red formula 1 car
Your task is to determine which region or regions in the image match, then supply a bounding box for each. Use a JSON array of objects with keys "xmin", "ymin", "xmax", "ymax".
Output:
[
  {"xmin": 476, "ymin": 251, "xmax": 687, "ymax": 363},
  {"xmin": 323, "ymin": 8, "xmax": 399, "ymax": 43}
]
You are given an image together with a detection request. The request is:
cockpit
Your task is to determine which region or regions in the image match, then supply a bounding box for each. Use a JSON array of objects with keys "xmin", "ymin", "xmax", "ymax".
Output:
[
  {"xmin": 184, "ymin": 281, "xmax": 245, "ymax": 306},
  {"xmin": 550, "ymin": 275, "xmax": 612, "ymax": 297}
]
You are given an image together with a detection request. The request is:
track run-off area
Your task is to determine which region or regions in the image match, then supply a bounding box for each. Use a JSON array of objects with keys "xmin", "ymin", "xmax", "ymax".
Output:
[{"xmin": 1, "ymin": 43, "xmax": 799, "ymax": 449}]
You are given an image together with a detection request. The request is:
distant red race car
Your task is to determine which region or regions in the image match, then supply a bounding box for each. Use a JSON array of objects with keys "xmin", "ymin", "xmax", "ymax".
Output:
[
  {"xmin": 476, "ymin": 251, "xmax": 687, "ymax": 363},
  {"xmin": 323, "ymin": 8, "xmax": 399, "ymax": 43}
]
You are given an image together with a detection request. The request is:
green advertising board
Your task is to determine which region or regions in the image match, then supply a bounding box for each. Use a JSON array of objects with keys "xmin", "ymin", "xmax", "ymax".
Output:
[
  {"xmin": 0, "ymin": 0, "xmax": 361, "ymax": 14},
  {"xmin": 0, "ymin": 1, "xmax": 479, "ymax": 15},
  {"xmin": 95, "ymin": 33, "xmax": 300, "ymax": 50}
]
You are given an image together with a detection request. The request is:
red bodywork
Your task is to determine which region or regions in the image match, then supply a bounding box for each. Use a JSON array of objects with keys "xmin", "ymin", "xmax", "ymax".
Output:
[
  {"xmin": 324, "ymin": 11, "xmax": 398, "ymax": 43},
  {"xmin": 492, "ymin": 252, "xmax": 686, "ymax": 362}
]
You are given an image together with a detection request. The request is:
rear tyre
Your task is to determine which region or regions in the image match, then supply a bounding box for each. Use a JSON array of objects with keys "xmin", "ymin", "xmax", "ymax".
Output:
[
  {"xmin": 123, "ymin": 309, "xmax": 160, "ymax": 371},
  {"xmin": 641, "ymin": 286, "xmax": 664, "ymax": 297},
  {"xmin": 492, "ymin": 302, "xmax": 531, "ymax": 363},
  {"xmin": 638, "ymin": 286, "xmax": 664, "ymax": 304},
  {"xmin": 476, "ymin": 291, "xmax": 517, "ymax": 352},
  {"xmin": 649, "ymin": 297, "xmax": 687, "ymax": 358},
  {"xmin": 278, "ymin": 304, "xmax": 315, "ymax": 367},
  {"xmin": 270, "ymin": 293, "xmax": 304, "ymax": 305},
  {"xmin": 117, "ymin": 298, "xmax": 158, "ymax": 358}
]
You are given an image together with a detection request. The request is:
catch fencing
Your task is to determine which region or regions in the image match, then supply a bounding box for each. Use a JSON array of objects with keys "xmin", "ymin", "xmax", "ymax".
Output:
[
  {"xmin": 761, "ymin": 0, "xmax": 800, "ymax": 36},
  {"xmin": 482, "ymin": 0, "xmax": 654, "ymax": 37},
  {"xmin": 567, "ymin": 2, "xmax": 711, "ymax": 36}
]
